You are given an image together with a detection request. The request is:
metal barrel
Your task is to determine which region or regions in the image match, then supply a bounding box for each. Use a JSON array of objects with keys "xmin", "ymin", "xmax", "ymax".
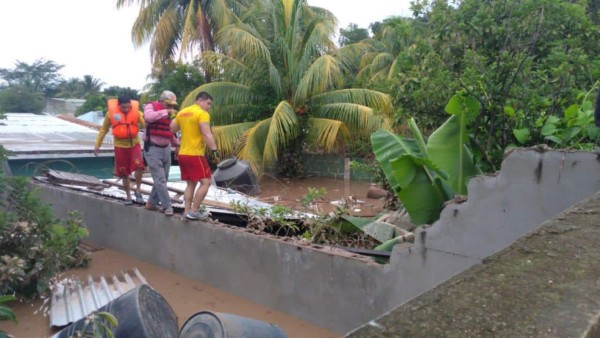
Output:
[
  {"xmin": 178, "ymin": 311, "xmax": 287, "ymax": 338},
  {"xmin": 53, "ymin": 284, "xmax": 178, "ymax": 338}
]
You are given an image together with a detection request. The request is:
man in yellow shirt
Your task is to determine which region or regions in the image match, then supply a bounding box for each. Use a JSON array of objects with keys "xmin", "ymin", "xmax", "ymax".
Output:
[
  {"xmin": 170, "ymin": 91, "xmax": 219, "ymax": 220},
  {"xmin": 94, "ymin": 96, "xmax": 146, "ymax": 205}
]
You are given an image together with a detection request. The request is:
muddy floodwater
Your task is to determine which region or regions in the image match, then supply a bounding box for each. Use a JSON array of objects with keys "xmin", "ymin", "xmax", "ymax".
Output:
[{"xmin": 255, "ymin": 175, "xmax": 385, "ymax": 217}]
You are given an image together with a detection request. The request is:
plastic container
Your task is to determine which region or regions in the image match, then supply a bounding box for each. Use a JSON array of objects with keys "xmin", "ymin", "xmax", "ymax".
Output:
[
  {"xmin": 178, "ymin": 311, "xmax": 287, "ymax": 338},
  {"xmin": 53, "ymin": 284, "xmax": 178, "ymax": 338},
  {"xmin": 213, "ymin": 157, "xmax": 261, "ymax": 195}
]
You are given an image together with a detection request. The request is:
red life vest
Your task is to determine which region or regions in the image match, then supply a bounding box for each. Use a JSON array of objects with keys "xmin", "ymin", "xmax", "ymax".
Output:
[
  {"xmin": 146, "ymin": 101, "xmax": 174, "ymax": 139},
  {"xmin": 107, "ymin": 99, "xmax": 140, "ymax": 139}
]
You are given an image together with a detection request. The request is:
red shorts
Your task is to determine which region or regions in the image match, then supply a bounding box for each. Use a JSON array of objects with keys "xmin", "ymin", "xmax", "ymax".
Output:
[
  {"xmin": 178, "ymin": 155, "xmax": 212, "ymax": 181},
  {"xmin": 114, "ymin": 144, "xmax": 144, "ymax": 177}
]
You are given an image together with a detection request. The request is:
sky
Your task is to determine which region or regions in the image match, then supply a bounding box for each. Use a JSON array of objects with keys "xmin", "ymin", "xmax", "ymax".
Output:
[{"xmin": 0, "ymin": 0, "xmax": 412, "ymax": 91}]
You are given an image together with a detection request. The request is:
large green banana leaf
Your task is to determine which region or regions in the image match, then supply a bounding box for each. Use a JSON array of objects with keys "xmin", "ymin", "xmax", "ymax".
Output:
[
  {"xmin": 371, "ymin": 129, "xmax": 454, "ymax": 225},
  {"xmin": 427, "ymin": 94, "xmax": 482, "ymax": 194},
  {"xmin": 340, "ymin": 215, "xmax": 397, "ymax": 242},
  {"xmin": 370, "ymin": 129, "xmax": 421, "ymax": 194},
  {"xmin": 391, "ymin": 155, "xmax": 454, "ymax": 225}
]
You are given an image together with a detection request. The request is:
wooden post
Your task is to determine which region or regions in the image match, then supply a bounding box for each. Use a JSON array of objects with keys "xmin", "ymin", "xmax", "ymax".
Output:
[{"xmin": 344, "ymin": 157, "xmax": 350, "ymax": 198}]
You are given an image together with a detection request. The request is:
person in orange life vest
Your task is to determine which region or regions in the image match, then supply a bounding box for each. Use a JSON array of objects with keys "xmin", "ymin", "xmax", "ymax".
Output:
[
  {"xmin": 94, "ymin": 96, "xmax": 146, "ymax": 205},
  {"xmin": 142, "ymin": 90, "xmax": 179, "ymax": 216},
  {"xmin": 170, "ymin": 91, "xmax": 220, "ymax": 220}
]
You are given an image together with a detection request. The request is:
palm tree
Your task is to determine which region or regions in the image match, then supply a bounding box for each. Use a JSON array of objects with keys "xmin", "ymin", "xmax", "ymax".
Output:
[
  {"xmin": 81, "ymin": 75, "xmax": 104, "ymax": 96},
  {"xmin": 184, "ymin": 0, "xmax": 393, "ymax": 173},
  {"xmin": 357, "ymin": 17, "xmax": 428, "ymax": 85},
  {"xmin": 116, "ymin": 0, "xmax": 251, "ymax": 82},
  {"xmin": 56, "ymin": 78, "xmax": 85, "ymax": 98}
]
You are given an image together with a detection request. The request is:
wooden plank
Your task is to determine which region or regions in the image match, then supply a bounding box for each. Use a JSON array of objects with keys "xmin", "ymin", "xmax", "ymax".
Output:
[
  {"xmin": 103, "ymin": 179, "xmax": 235, "ymax": 210},
  {"xmin": 46, "ymin": 169, "xmax": 106, "ymax": 188}
]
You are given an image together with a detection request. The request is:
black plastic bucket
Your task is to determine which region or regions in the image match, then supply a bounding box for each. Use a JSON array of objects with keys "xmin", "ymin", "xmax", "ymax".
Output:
[
  {"xmin": 178, "ymin": 311, "xmax": 287, "ymax": 338},
  {"xmin": 53, "ymin": 284, "xmax": 178, "ymax": 338},
  {"xmin": 213, "ymin": 157, "xmax": 261, "ymax": 196}
]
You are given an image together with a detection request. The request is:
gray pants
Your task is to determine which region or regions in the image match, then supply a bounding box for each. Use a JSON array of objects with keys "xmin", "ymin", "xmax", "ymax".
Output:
[{"xmin": 144, "ymin": 145, "xmax": 172, "ymax": 210}]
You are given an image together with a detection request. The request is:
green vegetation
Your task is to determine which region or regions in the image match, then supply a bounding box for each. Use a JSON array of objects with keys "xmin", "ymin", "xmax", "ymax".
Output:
[
  {"xmin": 510, "ymin": 87, "xmax": 600, "ymax": 150},
  {"xmin": 0, "ymin": 59, "xmax": 65, "ymax": 113},
  {"xmin": 230, "ymin": 200, "xmax": 300, "ymax": 236},
  {"xmin": 0, "ymin": 178, "xmax": 90, "ymax": 296},
  {"xmin": 0, "ymin": 295, "xmax": 17, "ymax": 338},
  {"xmin": 184, "ymin": 0, "xmax": 392, "ymax": 174},
  {"xmin": 67, "ymin": 311, "xmax": 118, "ymax": 338},
  {"xmin": 0, "ymin": 143, "xmax": 90, "ymax": 297},
  {"xmin": 372, "ymin": 93, "xmax": 482, "ymax": 225}
]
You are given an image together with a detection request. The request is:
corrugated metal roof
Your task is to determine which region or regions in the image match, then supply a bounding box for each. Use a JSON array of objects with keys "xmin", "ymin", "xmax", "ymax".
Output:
[
  {"xmin": 50, "ymin": 268, "xmax": 148, "ymax": 328},
  {"xmin": 0, "ymin": 113, "xmax": 114, "ymax": 160}
]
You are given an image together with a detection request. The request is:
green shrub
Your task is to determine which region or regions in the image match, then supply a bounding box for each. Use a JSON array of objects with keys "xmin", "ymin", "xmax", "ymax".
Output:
[
  {"xmin": 0, "ymin": 294, "xmax": 17, "ymax": 338},
  {"xmin": 0, "ymin": 175, "xmax": 90, "ymax": 297}
]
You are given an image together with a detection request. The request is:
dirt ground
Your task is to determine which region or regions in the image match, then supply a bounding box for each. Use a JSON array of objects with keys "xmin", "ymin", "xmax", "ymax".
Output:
[
  {"xmin": 1, "ymin": 248, "xmax": 340, "ymax": 338},
  {"xmin": 1, "ymin": 176, "xmax": 385, "ymax": 338}
]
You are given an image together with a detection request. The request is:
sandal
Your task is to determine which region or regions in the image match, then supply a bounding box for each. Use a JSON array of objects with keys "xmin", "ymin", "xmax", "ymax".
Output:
[{"xmin": 145, "ymin": 202, "xmax": 158, "ymax": 211}]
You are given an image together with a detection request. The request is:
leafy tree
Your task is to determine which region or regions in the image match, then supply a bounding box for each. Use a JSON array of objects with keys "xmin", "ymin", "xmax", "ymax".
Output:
[
  {"xmin": 144, "ymin": 61, "xmax": 206, "ymax": 104},
  {"xmin": 356, "ymin": 16, "xmax": 451, "ymax": 128},
  {"xmin": 0, "ymin": 59, "xmax": 64, "ymax": 97},
  {"xmin": 81, "ymin": 75, "xmax": 104, "ymax": 95},
  {"xmin": 56, "ymin": 77, "xmax": 86, "ymax": 98},
  {"xmin": 364, "ymin": 0, "xmax": 600, "ymax": 168},
  {"xmin": 116, "ymin": 0, "xmax": 252, "ymax": 82},
  {"xmin": 338, "ymin": 23, "xmax": 369, "ymax": 46},
  {"xmin": 0, "ymin": 86, "xmax": 45, "ymax": 113},
  {"xmin": 188, "ymin": 0, "xmax": 393, "ymax": 173},
  {"xmin": 76, "ymin": 94, "xmax": 107, "ymax": 116},
  {"xmin": 56, "ymin": 75, "xmax": 104, "ymax": 99},
  {"xmin": 103, "ymin": 86, "xmax": 140, "ymax": 100}
]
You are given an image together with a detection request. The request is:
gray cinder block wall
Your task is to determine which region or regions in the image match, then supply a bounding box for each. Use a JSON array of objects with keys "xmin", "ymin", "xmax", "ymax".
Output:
[{"xmin": 35, "ymin": 148, "xmax": 600, "ymax": 334}]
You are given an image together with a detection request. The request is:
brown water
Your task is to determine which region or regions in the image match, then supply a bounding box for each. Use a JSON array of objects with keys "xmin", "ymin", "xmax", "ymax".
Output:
[
  {"xmin": 255, "ymin": 175, "xmax": 385, "ymax": 217},
  {"xmin": 0, "ymin": 249, "xmax": 340, "ymax": 338}
]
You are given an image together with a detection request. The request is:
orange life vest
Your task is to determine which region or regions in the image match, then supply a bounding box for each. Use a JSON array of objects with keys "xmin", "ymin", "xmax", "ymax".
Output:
[{"xmin": 107, "ymin": 99, "xmax": 140, "ymax": 139}]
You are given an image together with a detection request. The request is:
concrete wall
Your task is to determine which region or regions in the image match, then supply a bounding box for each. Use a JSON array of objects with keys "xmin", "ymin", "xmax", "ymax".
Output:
[
  {"xmin": 44, "ymin": 98, "xmax": 85, "ymax": 115},
  {"xmin": 35, "ymin": 148, "xmax": 600, "ymax": 334}
]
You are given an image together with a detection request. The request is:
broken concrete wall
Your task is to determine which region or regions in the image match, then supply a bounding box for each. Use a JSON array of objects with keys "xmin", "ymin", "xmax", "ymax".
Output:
[
  {"xmin": 414, "ymin": 148, "xmax": 600, "ymax": 260},
  {"xmin": 35, "ymin": 148, "xmax": 600, "ymax": 334}
]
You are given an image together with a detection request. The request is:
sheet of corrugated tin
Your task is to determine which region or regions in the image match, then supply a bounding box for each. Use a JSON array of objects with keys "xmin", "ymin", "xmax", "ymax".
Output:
[{"xmin": 50, "ymin": 268, "xmax": 148, "ymax": 328}]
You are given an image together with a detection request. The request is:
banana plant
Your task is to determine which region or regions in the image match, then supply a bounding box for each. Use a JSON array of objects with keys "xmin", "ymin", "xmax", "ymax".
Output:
[{"xmin": 372, "ymin": 93, "xmax": 482, "ymax": 226}]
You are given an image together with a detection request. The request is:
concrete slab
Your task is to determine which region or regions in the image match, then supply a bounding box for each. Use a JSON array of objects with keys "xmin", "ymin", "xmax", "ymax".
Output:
[{"xmin": 347, "ymin": 192, "xmax": 600, "ymax": 338}]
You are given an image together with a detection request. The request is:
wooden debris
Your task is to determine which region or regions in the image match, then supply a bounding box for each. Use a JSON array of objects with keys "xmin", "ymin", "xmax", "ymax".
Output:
[{"xmin": 45, "ymin": 169, "xmax": 108, "ymax": 189}]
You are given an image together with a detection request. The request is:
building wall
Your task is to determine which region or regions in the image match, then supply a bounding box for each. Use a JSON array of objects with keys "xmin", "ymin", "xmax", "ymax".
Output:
[
  {"xmin": 44, "ymin": 98, "xmax": 85, "ymax": 115},
  {"xmin": 35, "ymin": 148, "xmax": 600, "ymax": 334}
]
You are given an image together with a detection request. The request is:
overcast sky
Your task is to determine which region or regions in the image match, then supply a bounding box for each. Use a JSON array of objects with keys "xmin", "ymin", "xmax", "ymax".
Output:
[{"xmin": 0, "ymin": 0, "xmax": 411, "ymax": 91}]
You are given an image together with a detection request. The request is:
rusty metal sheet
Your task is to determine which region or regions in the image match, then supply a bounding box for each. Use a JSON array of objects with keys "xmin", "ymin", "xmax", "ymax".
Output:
[{"xmin": 50, "ymin": 268, "xmax": 148, "ymax": 328}]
